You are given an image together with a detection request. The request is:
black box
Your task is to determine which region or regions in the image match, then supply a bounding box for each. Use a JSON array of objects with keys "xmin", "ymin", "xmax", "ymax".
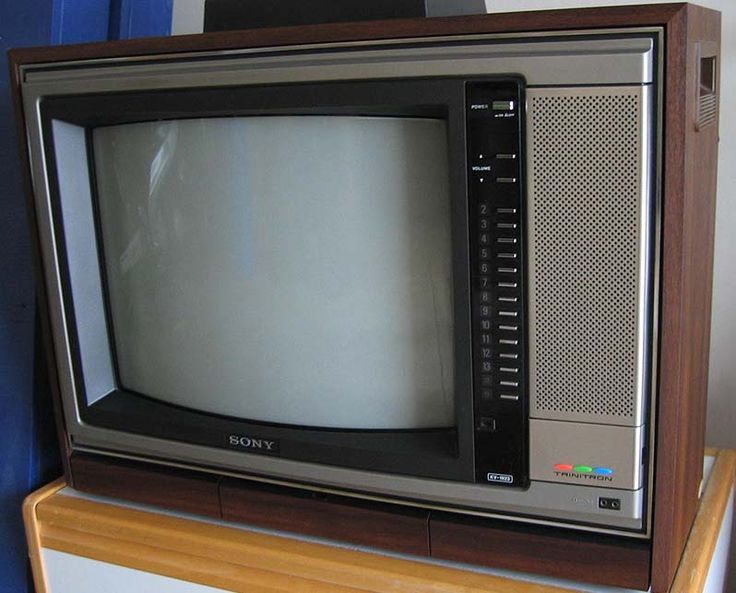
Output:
[{"xmin": 204, "ymin": 0, "xmax": 486, "ymax": 32}]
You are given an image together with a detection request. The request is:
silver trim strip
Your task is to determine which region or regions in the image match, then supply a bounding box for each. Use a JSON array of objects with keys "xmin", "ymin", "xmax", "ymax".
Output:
[
  {"xmin": 19, "ymin": 27, "xmax": 663, "ymax": 75},
  {"xmin": 21, "ymin": 38, "xmax": 653, "ymax": 98}
]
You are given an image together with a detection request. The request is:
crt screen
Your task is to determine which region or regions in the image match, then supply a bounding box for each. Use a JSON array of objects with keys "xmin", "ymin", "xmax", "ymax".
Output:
[{"xmin": 92, "ymin": 116, "xmax": 454, "ymax": 429}]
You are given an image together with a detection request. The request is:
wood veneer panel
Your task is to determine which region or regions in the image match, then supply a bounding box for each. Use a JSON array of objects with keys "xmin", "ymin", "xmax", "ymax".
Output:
[
  {"xmin": 430, "ymin": 513, "xmax": 651, "ymax": 590},
  {"xmin": 70, "ymin": 452, "xmax": 221, "ymax": 517},
  {"xmin": 7, "ymin": 49, "xmax": 74, "ymax": 482},
  {"xmin": 8, "ymin": 4, "xmax": 687, "ymax": 67},
  {"xmin": 650, "ymin": 4, "xmax": 721, "ymax": 592},
  {"xmin": 221, "ymin": 477, "xmax": 430, "ymax": 555}
]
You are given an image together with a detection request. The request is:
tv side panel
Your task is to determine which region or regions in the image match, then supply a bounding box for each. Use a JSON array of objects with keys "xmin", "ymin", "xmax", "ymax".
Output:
[
  {"xmin": 7, "ymin": 51, "xmax": 74, "ymax": 481},
  {"xmin": 650, "ymin": 4, "xmax": 721, "ymax": 592}
]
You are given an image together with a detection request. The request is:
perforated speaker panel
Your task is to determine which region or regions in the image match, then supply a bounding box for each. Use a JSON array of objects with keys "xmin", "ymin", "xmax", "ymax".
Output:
[{"xmin": 526, "ymin": 86, "xmax": 652, "ymax": 427}]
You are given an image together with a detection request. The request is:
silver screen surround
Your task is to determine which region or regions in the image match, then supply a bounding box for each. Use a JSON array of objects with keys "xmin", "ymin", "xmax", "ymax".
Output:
[{"xmin": 20, "ymin": 29, "xmax": 662, "ymax": 537}]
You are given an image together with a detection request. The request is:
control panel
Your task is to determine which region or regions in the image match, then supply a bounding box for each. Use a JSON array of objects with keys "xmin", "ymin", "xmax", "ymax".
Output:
[{"xmin": 467, "ymin": 80, "xmax": 528, "ymax": 487}]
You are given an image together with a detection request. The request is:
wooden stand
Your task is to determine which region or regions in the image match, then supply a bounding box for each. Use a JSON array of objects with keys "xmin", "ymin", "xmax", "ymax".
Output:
[{"xmin": 24, "ymin": 450, "xmax": 736, "ymax": 593}]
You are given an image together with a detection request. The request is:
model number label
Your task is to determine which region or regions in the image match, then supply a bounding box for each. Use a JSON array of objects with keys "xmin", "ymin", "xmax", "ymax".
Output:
[{"xmin": 486, "ymin": 472, "xmax": 514, "ymax": 484}]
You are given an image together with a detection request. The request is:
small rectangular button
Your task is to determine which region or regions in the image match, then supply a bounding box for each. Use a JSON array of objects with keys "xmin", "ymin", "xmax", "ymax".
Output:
[
  {"xmin": 498, "ymin": 282, "xmax": 518, "ymax": 288},
  {"xmin": 499, "ymin": 380, "xmax": 519, "ymax": 387},
  {"xmin": 499, "ymin": 353, "xmax": 519, "ymax": 359},
  {"xmin": 499, "ymin": 339, "xmax": 518, "ymax": 345},
  {"xmin": 497, "ymin": 238, "xmax": 517, "ymax": 244},
  {"xmin": 477, "ymin": 416, "xmax": 497, "ymax": 432},
  {"xmin": 498, "ymin": 324, "xmax": 518, "ymax": 331},
  {"xmin": 500, "ymin": 394, "xmax": 519, "ymax": 401},
  {"xmin": 492, "ymin": 100, "xmax": 515, "ymax": 111},
  {"xmin": 500, "ymin": 367, "xmax": 518, "ymax": 373},
  {"xmin": 496, "ymin": 177, "xmax": 518, "ymax": 184},
  {"xmin": 498, "ymin": 296, "xmax": 518, "ymax": 303},
  {"xmin": 498, "ymin": 267, "xmax": 517, "ymax": 273},
  {"xmin": 495, "ymin": 153, "xmax": 517, "ymax": 160},
  {"xmin": 497, "ymin": 223, "xmax": 517, "ymax": 229},
  {"xmin": 498, "ymin": 253, "xmax": 517, "ymax": 259},
  {"xmin": 499, "ymin": 311, "xmax": 518, "ymax": 317},
  {"xmin": 497, "ymin": 208, "xmax": 517, "ymax": 214}
]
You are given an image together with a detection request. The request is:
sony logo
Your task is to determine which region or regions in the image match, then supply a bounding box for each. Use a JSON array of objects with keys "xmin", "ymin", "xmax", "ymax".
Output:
[
  {"xmin": 228, "ymin": 435, "xmax": 279, "ymax": 452},
  {"xmin": 554, "ymin": 471, "xmax": 613, "ymax": 482}
]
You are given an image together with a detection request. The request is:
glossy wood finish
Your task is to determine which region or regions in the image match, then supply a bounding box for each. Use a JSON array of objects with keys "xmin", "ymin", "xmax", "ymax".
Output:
[
  {"xmin": 8, "ymin": 4, "xmax": 721, "ymax": 593},
  {"xmin": 650, "ymin": 5, "xmax": 721, "ymax": 591},
  {"xmin": 221, "ymin": 477, "xmax": 430, "ymax": 556},
  {"xmin": 22, "ymin": 478, "xmax": 65, "ymax": 593},
  {"xmin": 29, "ymin": 491, "xmax": 581, "ymax": 593},
  {"xmin": 670, "ymin": 450, "xmax": 736, "ymax": 592},
  {"xmin": 429, "ymin": 513, "xmax": 651, "ymax": 590},
  {"xmin": 70, "ymin": 453, "xmax": 221, "ymax": 518}
]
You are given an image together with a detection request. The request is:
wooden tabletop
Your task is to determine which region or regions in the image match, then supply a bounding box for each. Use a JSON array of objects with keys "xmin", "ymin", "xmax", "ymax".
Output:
[{"xmin": 24, "ymin": 449, "xmax": 735, "ymax": 593}]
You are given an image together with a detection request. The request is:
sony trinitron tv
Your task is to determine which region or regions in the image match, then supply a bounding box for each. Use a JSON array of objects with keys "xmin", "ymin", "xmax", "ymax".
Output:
[{"xmin": 10, "ymin": 3, "xmax": 720, "ymax": 591}]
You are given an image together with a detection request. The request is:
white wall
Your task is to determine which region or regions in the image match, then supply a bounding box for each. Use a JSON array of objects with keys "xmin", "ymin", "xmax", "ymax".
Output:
[{"xmin": 171, "ymin": 0, "xmax": 205, "ymax": 35}]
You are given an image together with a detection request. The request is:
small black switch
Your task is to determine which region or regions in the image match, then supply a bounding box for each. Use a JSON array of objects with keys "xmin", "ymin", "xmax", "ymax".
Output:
[{"xmin": 477, "ymin": 416, "xmax": 497, "ymax": 432}]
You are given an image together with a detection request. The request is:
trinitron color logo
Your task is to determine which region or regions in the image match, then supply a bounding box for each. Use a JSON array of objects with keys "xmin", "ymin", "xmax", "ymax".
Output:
[{"xmin": 553, "ymin": 463, "xmax": 614, "ymax": 482}]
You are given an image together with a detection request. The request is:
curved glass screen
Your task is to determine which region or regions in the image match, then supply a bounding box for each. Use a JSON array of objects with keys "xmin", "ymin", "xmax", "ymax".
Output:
[{"xmin": 93, "ymin": 116, "xmax": 454, "ymax": 429}]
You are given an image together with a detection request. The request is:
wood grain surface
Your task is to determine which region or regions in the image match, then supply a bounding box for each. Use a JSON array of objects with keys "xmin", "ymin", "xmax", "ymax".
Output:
[
  {"xmin": 669, "ymin": 450, "xmax": 736, "ymax": 593},
  {"xmin": 34, "ymin": 492, "xmax": 579, "ymax": 593},
  {"xmin": 649, "ymin": 5, "xmax": 721, "ymax": 591},
  {"xmin": 70, "ymin": 453, "xmax": 221, "ymax": 518},
  {"xmin": 429, "ymin": 512, "xmax": 651, "ymax": 590},
  {"xmin": 221, "ymin": 477, "xmax": 430, "ymax": 555},
  {"xmin": 22, "ymin": 478, "xmax": 66, "ymax": 593}
]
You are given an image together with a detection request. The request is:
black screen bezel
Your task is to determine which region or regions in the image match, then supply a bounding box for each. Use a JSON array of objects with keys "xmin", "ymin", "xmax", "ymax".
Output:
[{"xmin": 40, "ymin": 77, "xmax": 478, "ymax": 481}]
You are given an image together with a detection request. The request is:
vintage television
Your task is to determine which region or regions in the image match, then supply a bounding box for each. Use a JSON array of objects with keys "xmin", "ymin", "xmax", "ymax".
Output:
[{"xmin": 9, "ymin": 3, "xmax": 720, "ymax": 591}]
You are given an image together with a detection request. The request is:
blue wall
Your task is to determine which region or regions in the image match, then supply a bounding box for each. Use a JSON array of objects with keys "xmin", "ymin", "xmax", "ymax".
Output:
[
  {"xmin": 1, "ymin": 3, "xmax": 57, "ymax": 592},
  {"xmin": 1, "ymin": 2, "xmax": 170, "ymax": 591}
]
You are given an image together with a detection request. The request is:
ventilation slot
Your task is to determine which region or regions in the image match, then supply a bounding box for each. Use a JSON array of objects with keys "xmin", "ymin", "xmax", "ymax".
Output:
[
  {"xmin": 697, "ymin": 55, "xmax": 717, "ymax": 129},
  {"xmin": 527, "ymin": 87, "xmax": 650, "ymax": 426}
]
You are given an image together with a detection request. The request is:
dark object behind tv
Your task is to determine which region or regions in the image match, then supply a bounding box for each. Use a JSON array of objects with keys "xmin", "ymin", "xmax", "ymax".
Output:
[{"xmin": 204, "ymin": 0, "xmax": 486, "ymax": 31}]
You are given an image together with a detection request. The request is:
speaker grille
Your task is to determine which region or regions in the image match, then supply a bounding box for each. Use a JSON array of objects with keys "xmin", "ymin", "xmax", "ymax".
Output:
[{"xmin": 527, "ymin": 87, "xmax": 650, "ymax": 426}]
